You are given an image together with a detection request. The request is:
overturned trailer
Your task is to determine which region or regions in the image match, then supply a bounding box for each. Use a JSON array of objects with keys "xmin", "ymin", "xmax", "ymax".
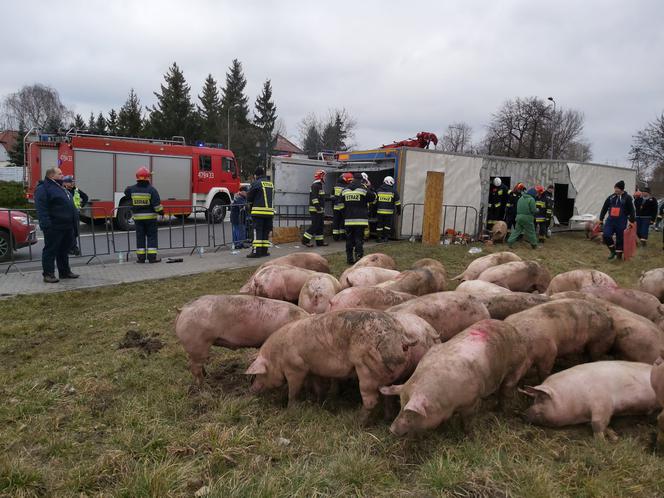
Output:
[{"xmin": 271, "ymin": 148, "xmax": 636, "ymax": 240}]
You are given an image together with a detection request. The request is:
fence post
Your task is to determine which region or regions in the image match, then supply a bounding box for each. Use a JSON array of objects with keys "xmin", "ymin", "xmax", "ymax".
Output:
[{"xmin": 422, "ymin": 172, "xmax": 445, "ymax": 245}]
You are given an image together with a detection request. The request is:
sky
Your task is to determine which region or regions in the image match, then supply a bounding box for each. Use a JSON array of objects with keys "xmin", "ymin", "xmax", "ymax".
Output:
[{"xmin": 2, "ymin": 0, "xmax": 663, "ymax": 166}]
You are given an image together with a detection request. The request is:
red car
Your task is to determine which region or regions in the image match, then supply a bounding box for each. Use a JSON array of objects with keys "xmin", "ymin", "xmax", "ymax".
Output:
[{"xmin": 0, "ymin": 209, "xmax": 38, "ymax": 261}]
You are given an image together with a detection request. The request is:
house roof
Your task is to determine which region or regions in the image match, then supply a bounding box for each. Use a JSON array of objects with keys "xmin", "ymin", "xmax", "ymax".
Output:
[
  {"xmin": 0, "ymin": 130, "xmax": 18, "ymax": 152},
  {"xmin": 274, "ymin": 134, "xmax": 304, "ymax": 155}
]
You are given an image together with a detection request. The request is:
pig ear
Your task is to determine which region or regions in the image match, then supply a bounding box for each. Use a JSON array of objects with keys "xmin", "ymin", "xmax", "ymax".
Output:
[
  {"xmin": 244, "ymin": 356, "xmax": 267, "ymax": 375},
  {"xmin": 380, "ymin": 385, "xmax": 403, "ymax": 396},
  {"xmin": 403, "ymin": 394, "xmax": 428, "ymax": 417},
  {"xmin": 518, "ymin": 385, "xmax": 552, "ymax": 399}
]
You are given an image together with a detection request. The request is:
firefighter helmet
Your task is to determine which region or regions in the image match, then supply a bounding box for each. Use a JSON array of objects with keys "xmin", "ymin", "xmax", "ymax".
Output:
[
  {"xmin": 342, "ymin": 172, "xmax": 353, "ymax": 183},
  {"xmin": 136, "ymin": 166, "xmax": 151, "ymax": 180},
  {"xmin": 314, "ymin": 169, "xmax": 326, "ymax": 181},
  {"xmin": 634, "ymin": 190, "xmax": 642, "ymax": 198},
  {"xmin": 515, "ymin": 182, "xmax": 526, "ymax": 192},
  {"xmin": 384, "ymin": 176, "xmax": 395, "ymax": 186},
  {"xmin": 535, "ymin": 185, "xmax": 545, "ymax": 194},
  {"xmin": 493, "ymin": 177, "xmax": 502, "ymax": 187}
]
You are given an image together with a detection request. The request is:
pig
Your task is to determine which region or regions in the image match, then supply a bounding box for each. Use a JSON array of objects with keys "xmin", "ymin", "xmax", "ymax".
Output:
[
  {"xmin": 505, "ymin": 299, "xmax": 615, "ymax": 380},
  {"xmin": 521, "ymin": 361, "xmax": 658, "ymax": 440},
  {"xmin": 339, "ymin": 267, "xmax": 401, "ymax": 289},
  {"xmin": 387, "ymin": 291, "xmax": 491, "ymax": 341},
  {"xmin": 388, "ymin": 312, "xmax": 441, "ymax": 379},
  {"xmin": 475, "ymin": 292, "xmax": 551, "ymax": 320},
  {"xmin": 298, "ymin": 274, "xmax": 342, "ymax": 314},
  {"xmin": 245, "ymin": 309, "xmax": 423, "ymax": 422},
  {"xmin": 650, "ymin": 355, "xmax": 664, "ymax": 448},
  {"xmin": 491, "ymin": 221, "xmax": 508, "ymax": 243},
  {"xmin": 239, "ymin": 264, "xmax": 321, "ymax": 302},
  {"xmin": 545, "ymin": 269, "xmax": 617, "ymax": 295},
  {"xmin": 380, "ymin": 320, "xmax": 529, "ymax": 436},
  {"xmin": 377, "ymin": 259, "xmax": 447, "ymax": 296},
  {"xmin": 175, "ymin": 295, "xmax": 309, "ymax": 385},
  {"xmin": 477, "ymin": 260, "xmax": 551, "ymax": 293},
  {"xmin": 258, "ymin": 252, "xmax": 330, "ymax": 273},
  {"xmin": 451, "ymin": 251, "xmax": 523, "ymax": 281},
  {"xmin": 638, "ymin": 268, "xmax": 664, "ymax": 303},
  {"xmin": 585, "ymin": 220, "xmax": 602, "ymax": 242},
  {"xmin": 328, "ymin": 287, "xmax": 415, "ymax": 312},
  {"xmin": 455, "ymin": 280, "xmax": 512, "ymax": 297},
  {"xmin": 601, "ymin": 304, "xmax": 664, "ymax": 364},
  {"xmin": 351, "ymin": 253, "xmax": 397, "ymax": 270},
  {"xmin": 577, "ymin": 285, "xmax": 664, "ymax": 325}
]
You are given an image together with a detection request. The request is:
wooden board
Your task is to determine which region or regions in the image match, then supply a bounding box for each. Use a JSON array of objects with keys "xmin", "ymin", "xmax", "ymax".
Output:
[
  {"xmin": 272, "ymin": 226, "xmax": 301, "ymax": 245},
  {"xmin": 422, "ymin": 171, "xmax": 445, "ymax": 245}
]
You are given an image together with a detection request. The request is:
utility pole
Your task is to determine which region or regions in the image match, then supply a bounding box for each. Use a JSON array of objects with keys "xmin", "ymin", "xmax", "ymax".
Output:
[{"xmin": 547, "ymin": 97, "xmax": 556, "ymax": 160}]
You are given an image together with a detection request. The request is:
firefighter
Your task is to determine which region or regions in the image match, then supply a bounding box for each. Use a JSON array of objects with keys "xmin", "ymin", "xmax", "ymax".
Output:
[
  {"xmin": 303, "ymin": 170, "xmax": 328, "ymax": 247},
  {"xmin": 343, "ymin": 172, "xmax": 376, "ymax": 264},
  {"xmin": 375, "ymin": 176, "xmax": 401, "ymax": 242},
  {"xmin": 361, "ymin": 172, "xmax": 375, "ymax": 240},
  {"xmin": 504, "ymin": 182, "xmax": 525, "ymax": 230},
  {"xmin": 487, "ymin": 177, "xmax": 507, "ymax": 230},
  {"xmin": 599, "ymin": 180, "xmax": 635, "ymax": 260},
  {"xmin": 246, "ymin": 166, "xmax": 274, "ymax": 258},
  {"xmin": 544, "ymin": 184, "xmax": 555, "ymax": 237},
  {"xmin": 534, "ymin": 185, "xmax": 548, "ymax": 242},
  {"xmin": 332, "ymin": 173, "xmax": 353, "ymax": 240},
  {"xmin": 124, "ymin": 166, "xmax": 164, "ymax": 263}
]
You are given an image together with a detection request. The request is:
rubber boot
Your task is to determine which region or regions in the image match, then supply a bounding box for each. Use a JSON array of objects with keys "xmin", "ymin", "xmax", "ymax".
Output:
[
  {"xmin": 607, "ymin": 247, "xmax": 616, "ymax": 260},
  {"xmin": 148, "ymin": 255, "xmax": 162, "ymax": 263},
  {"xmin": 137, "ymin": 255, "xmax": 146, "ymax": 264},
  {"xmin": 247, "ymin": 248, "xmax": 261, "ymax": 258}
]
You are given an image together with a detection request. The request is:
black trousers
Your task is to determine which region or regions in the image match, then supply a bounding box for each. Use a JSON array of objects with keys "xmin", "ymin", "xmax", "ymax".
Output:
[
  {"xmin": 71, "ymin": 211, "xmax": 80, "ymax": 250},
  {"xmin": 42, "ymin": 227, "xmax": 73, "ymax": 276},
  {"xmin": 135, "ymin": 219, "xmax": 158, "ymax": 260},
  {"xmin": 252, "ymin": 216, "xmax": 273, "ymax": 253},
  {"xmin": 537, "ymin": 220, "xmax": 548, "ymax": 239},
  {"xmin": 304, "ymin": 212, "xmax": 324, "ymax": 244},
  {"xmin": 376, "ymin": 213, "xmax": 393, "ymax": 239},
  {"xmin": 332, "ymin": 210, "xmax": 345, "ymax": 239},
  {"xmin": 346, "ymin": 225, "xmax": 365, "ymax": 260}
]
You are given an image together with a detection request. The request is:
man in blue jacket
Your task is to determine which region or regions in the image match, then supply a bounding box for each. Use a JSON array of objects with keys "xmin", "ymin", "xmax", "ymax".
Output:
[
  {"xmin": 599, "ymin": 180, "xmax": 635, "ymax": 260},
  {"xmin": 34, "ymin": 167, "xmax": 79, "ymax": 283}
]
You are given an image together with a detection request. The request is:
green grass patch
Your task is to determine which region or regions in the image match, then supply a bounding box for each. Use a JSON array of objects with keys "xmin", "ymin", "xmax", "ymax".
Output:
[{"xmin": 1, "ymin": 233, "xmax": 663, "ymax": 496}]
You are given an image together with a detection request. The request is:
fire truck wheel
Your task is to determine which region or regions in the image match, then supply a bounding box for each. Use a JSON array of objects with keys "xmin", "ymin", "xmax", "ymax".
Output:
[
  {"xmin": 206, "ymin": 198, "xmax": 227, "ymax": 224},
  {"xmin": 115, "ymin": 199, "xmax": 134, "ymax": 231}
]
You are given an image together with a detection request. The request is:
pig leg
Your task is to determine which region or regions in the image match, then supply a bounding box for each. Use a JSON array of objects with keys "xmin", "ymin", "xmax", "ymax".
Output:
[
  {"xmin": 187, "ymin": 352, "xmax": 209, "ymax": 387},
  {"xmin": 284, "ymin": 370, "xmax": 308, "ymax": 407},
  {"xmin": 458, "ymin": 400, "xmax": 481, "ymax": 433},
  {"xmin": 590, "ymin": 402, "xmax": 616, "ymax": 440},
  {"xmin": 356, "ymin": 366, "xmax": 382, "ymax": 425},
  {"xmin": 656, "ymin": 412, "xmax": 664, "ymax": 451}
]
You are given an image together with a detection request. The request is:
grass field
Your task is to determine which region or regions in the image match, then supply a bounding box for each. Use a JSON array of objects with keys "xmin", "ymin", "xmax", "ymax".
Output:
[{"xmin": 1, "ymin": 232, "xmax": 664, "ymax": 497}]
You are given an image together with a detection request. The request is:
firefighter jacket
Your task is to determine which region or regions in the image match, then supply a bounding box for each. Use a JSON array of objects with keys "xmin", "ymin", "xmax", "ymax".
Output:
[
  {"xmin": 535, "ymin": 194, "xmax": 547, "ymax": 223},
  {"xmin": 487, "ymin": 185, "xmax": 507, "ymax": 221},
  {"xmin": 544, "ymin": 191, "xmax": 554, "ymax": 222},
  {"xmin": 246, "ymin": 176, "xmax": 274, "ymax": 218},
  {"xmin": 635, "ymin": 196, "xmax": 658, "ymax": 221},
  {"xmin": 599, "ymin": 193, "xmax": 635, "ymax": 223},
  {"xmin": 376, "ymin": 183, "xmax": 401, "ymax": 215},
  {"xmin": 333, "ymin": 177, "xmax": 346, "ymax": 211},
  {"xmin": 308, "ymin": 180, "xmax": 325, "ymax": 214},
  {"xmin": 68, "ymin": 187, "xmax": 88, "ymax": 210},
  {"xmin": 124, "ymin": 181, "xmax": 164, "ymax": 220},
  {"xmin": 342, "ymin": 180, "xmax": 376, "ymax": 226},
  {"xmin": 505, "ymin": 189, "xmax": 521, "ymax": 218}
]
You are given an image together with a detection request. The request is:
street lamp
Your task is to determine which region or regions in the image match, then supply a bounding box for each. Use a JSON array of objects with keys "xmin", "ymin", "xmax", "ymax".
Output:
[
  {"xmin": 227, "ymin": 103, "xmax": 240, "ymax": 150},
  {"xmin": 547, "ymin": 97, "xmax": 556, "ymax": 160}
]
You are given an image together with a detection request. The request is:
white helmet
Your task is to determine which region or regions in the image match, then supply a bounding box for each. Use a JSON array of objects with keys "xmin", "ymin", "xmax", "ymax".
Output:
[
  {"xmin": 493, "ymin": 177, "xmax": 502, "ymax": 187},
  {"xmin": 384, "ymin": 176, "xmax": 395, "ymax": 186},
  {"xmin": 361, "ymin": 172, "xmax": 369, "ymax": 181}
]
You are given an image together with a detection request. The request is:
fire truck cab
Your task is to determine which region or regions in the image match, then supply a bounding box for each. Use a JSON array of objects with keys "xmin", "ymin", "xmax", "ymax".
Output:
[{"xmin": 25, "ymin": 130, "xmax": 240, "ymax": 230}]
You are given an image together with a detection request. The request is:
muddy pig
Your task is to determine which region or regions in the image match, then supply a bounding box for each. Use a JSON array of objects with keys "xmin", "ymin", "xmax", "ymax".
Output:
[
  {"xmin": 339, "ymin": 267, "xmax": 401, "ymax": 289},
  {"xmin": 476, "ymin": 292, "xmax": 551, "ymax": 320},
  {"xmin": 545, "ymin": 269, "xmax": 617, "ymax": 295},
  {"xmin": 505, "ymin": 298, "xmax": 615, "ymax": 380},
  {"xmin": 258, "ymin": 252, "xmax": 330, "ymax": 273},
  {"xmin": 451, "ymin": 252, "xmax": 522, "ymax": 281},
  {"xmin": 351, "ymin": 253, "xmax": 397, "ymax": 270},
  {"xmin": 477, "ymin": 260, "xmax": 551, "ymax": 293},
  {"xmin": 387, "ymin": 291, "xmax": 490, "ymax": 341},
  {"xmin": 240, "ymin": 264, "xmax": 321, "ymax": 302},
  {"xmin": 491, "ymin": 221, "xmax": 508, "ymax": 243},
  {"xmin": 175, "ymin": 295, "xmax": 309, "ymax": 385},
  {"xmin": 638, "ymin": 268, "xmax": 664, "ymax": 303},
  {"xmin": 455, "ymin": 280, "xmax": 512, "ymax": 297},
  {"xmin": 298, "ymin": 274, "xmax": 342, "ymax": 314},
  {"xmin": 245, "ymin": 309, "xmax": 421, "ymax": 422},
  {"xmin": 521, "ymin": 361, "xmax": 658, "ymax": 440},
  {"xmin": 650, "ymin": 355, "xmax": 664, "ymax": 448},
  {"xmin": 377, "ymin": 259, "xmax": 447, "ymax": 296},
  {"xmin": 578, "ymin": 285, "xmax": 664, "ymax": 325},
  {"xmin": 380, "ymin": 320, "xmax": 528, "ymax": 436},
  {"xmin": 388, "ymin": 312, "xmax": 441, "ymax": 379},
  {"xmin": 328, "ymin": 287, "xmax": 415, "ymax": 312},
  {"xmin": 600, "ymin": 303, "xmax": 664, "ymax": 363}
]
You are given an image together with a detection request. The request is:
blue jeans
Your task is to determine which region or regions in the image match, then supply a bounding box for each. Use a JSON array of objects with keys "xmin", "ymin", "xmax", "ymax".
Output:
[
  {"xmin": 232, "ymin": 223, "xmax": 246, "ymax": 247},
  {"xmin": 636, "ymin": 217, "xmax": 650, "ymax": 240}
]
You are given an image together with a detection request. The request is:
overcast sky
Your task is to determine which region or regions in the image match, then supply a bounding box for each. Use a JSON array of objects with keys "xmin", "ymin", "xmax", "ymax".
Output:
[{"xmin": 3, "ymin": 0, "xmax": 663, "ymax": 165}]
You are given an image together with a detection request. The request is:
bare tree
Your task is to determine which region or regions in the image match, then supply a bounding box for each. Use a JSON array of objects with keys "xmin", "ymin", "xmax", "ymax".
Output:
[
  {"xmin": 440, "ymin": 122, "xmax": 473, "ymax": 153},
  {"xmin": 1, "ymin": 83, "xmax": 72, "ymax": 131},
  {"xmin": 630, "ymin": 112, "xmax": 664, "ymax": 185}
]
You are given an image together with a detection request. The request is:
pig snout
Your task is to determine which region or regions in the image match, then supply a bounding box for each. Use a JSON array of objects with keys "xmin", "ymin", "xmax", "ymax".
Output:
[{"xmin": 389, "ymin": 415, "xmax": 412, "ymax": 437}]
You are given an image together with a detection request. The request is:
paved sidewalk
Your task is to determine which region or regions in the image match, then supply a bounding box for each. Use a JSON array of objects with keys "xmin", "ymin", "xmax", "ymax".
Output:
[{"xmin": 0, "ymin": 241, "xmax": 369, "ymax": 298}]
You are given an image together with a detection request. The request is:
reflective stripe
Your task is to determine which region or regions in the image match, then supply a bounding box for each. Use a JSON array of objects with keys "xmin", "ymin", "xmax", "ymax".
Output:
[
  {"xmin": 494, "ymin": 203, "xmax": 502, "ymax": 207},
  {"xmin": 136, "ymin": 249, "xmax": 146, "ymax": 254},
  {"xmin": 134, "ymin": 213, "xmax": 158, "ymax": 220},
  {"xmin": 333, "ymin": 204, "xmax": 345, "ymax": 210},
  {"xmin": 147, "ymin": 248, "xmax": 158, "ymax": 254},
  {"xmin": 251, "ymin": 207, "xmax": 274, "ymax": 215},
  {"xmin": 73, "ymin": 189, "xmax": 81, "ymax": 209},
  {"xmin": 309, "ymin": 207, "xmax": 323, "ymax": 213},
  {"xmin": 394, "ymin": 201, "xmax": 401, "ymax": 206},
  {"xmin": 303, "ymin": 232, "xmax": 313, "ymax": 240},
  {"xmin": 377, "ymin": 209, "xmax": 394, "ymax": 215},
  {"xmin": 131, "ymin": 193, "xmax": 152, "ymax": 206},
  {"xmin": 154, "ymin": 204, "xmax": 163, "ymax": 212},
  {"xmin": 345, "ymin": 219, "xmax": 368, "ymax": 226},
  {"xmin": 332, "ymin": 229, "xmax": 343, "ymax": 234},
  {"xmin": 252, "ymin": 240, "xmax": 271, "ymax": 247},
  {"xmin": 314, "ymin": 235, "xmax": 324, "ymax": 240},
  {"xmin": 377, "ymin": 193, "xmax": 394, "ymax": 202}
]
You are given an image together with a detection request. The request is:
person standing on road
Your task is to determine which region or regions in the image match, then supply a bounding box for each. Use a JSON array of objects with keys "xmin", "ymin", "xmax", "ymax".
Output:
[
  {"xmin": 342, "ymin": 172, "xmax": 376, "ymax": 264},
  {"xmin": 507, "ymin": 187, "xmax": 538, "ymax": 249},
  {"xmin": 599, "ymin": 180, "xmax": 635, "ymax": 260},
  {"xmin": 375, "ymin": 176, "xmax": 401, "ymax": 242},
  {"xmin": 230, "ymin": 186, "xmax": 248, "ymax": 249},
  {"xmin": 124, "ymin": 167, "xmax": 164, "ymax": 263},
  {"xmin": 302, "ymin": 170, "xmax": 328, "ymax": 247},
  {"xmin": 34, "ymin": 167, "xmax": 79, "ymax": 283},
  {"xmin": 62, "ymin": 175, "xmax": 88, "ymax": 256},
  {"xmin": 246, "ymin": 166, "xmax": 274, "ymax": 258},
  {"xmin": 634, "ymin": 187, "xmax": 658, "ymax": 246},
  {"xmin": 332, "ymin": 172, "xmax": 353, "ymax": 240}
]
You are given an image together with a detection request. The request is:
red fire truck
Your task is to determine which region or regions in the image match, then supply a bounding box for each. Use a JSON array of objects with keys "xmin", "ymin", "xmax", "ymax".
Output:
[{"xmin": 25, "ymin": 130, "xmax": 240, "ymax": 230}]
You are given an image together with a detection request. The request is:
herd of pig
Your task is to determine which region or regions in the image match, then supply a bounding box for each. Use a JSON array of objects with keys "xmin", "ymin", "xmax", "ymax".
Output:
[{"xmin": 175, "ymin": 250, "xmax": 664, "ymax": 442}]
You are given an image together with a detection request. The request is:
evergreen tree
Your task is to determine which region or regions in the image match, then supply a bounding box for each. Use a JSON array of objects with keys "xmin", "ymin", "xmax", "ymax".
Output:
[
  {"xmin": 107, "ymin": 109, "xmax": 118, "ymax": 135},
  {"xmin": 149, "ymin": 62, "xmax": 198, "ymax": 142},
  {"xmin": 8, "ymin": 121, "xmax": 26, "ymax": 166},
  {"xmin": 253, "ymin": 79, "xmax": 278, "ymax": 168},
  {"xmin": 303, "ymin": 124, "xmax": 322, "ymax": 158},
  {"xmin": 87, "ymin": 112, "xmax": 97, "ymax": 133},
  {"xmin": 197, "ymin": 74, "xmax": 222, "ymax": 144},
  {"xmin": 72, "ymin": 113, "xmax": 86, "ymax": 129},
  {"xmin": 117, "ymin": 89, "xmax": 143, "ymax": 137},
  {"xmin": 95, "ymin": 112, "xmax": 107, "ymax": 135},
  {"xmin": 321, "ymin": 110, "xmax": 350, "ymax": 151}
]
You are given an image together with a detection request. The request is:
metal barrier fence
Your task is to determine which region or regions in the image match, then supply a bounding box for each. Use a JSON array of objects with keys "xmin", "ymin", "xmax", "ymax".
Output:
[{"xmin": 400, "ymin": 203, "xmax": 481, "ymax": 242}]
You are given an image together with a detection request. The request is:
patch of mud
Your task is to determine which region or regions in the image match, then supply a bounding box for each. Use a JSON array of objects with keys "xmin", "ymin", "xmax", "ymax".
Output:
[{"xmin": 118, "ymin": 330, "xmax": 164, "ymax": 354}]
